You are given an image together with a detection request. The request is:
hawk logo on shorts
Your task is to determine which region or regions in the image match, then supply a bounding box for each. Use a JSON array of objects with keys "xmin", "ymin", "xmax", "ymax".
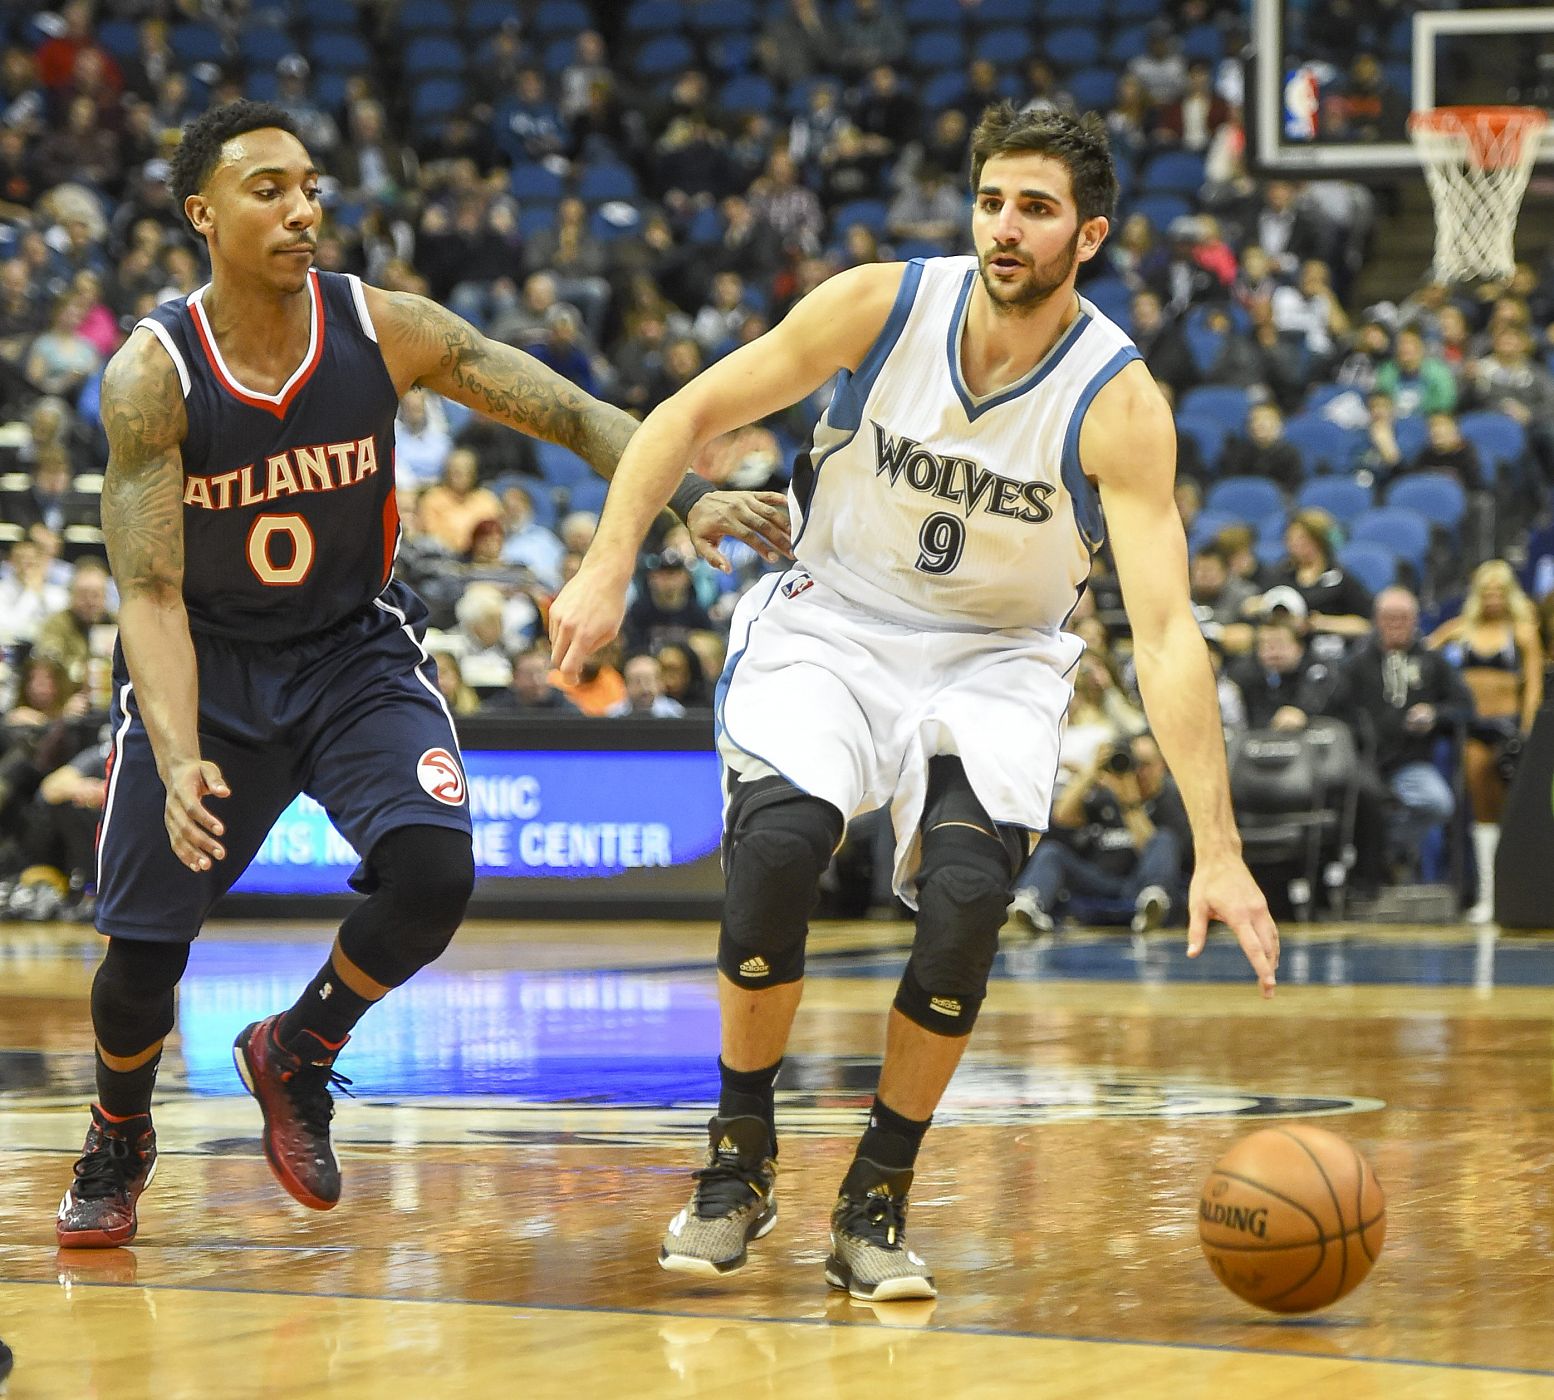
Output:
[
  {"xmin": 781, "ymin": 572, "xmax": 814, "ymax": 599},
  {"xmin": 416, "ymin": 747, "xmax": 466, "ymax": 806}
]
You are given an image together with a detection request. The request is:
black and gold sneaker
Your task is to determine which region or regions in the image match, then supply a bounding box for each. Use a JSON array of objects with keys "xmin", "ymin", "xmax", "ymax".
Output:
[
  {"xmin": 824, "ymin": 1157, "xmax": 936, "ymax": 1301},
  {"xmin": 658, "ymin": 1115, "xmax": 777, "ymax": 1277}
]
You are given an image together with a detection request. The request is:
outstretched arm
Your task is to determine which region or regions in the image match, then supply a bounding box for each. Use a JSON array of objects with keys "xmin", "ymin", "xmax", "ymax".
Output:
[
  {"xmin": 366, "ymin": 286, "xmax": 788, "ymax": 569},
  {"xmin": 1086, "ymin": 361, "xmax": 1279, "ymax": 998},
  {"xmin": 548, "ymin": 261, "xmax": 905, "ymax": 678},
  {"xmin": 100, "ymin": 331, "xmax": 229, "ymax": 873}
]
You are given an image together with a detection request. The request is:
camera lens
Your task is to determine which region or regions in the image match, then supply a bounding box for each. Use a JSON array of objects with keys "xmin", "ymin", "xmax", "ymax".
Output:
[{"xmin": 1106, "ymin": 749, "xmax": 1134, "ymax": 774}]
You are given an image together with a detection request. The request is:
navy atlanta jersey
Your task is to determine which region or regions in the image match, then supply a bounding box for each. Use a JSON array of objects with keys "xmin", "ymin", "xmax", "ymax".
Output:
[{"xmin": 135, "ymin": 269, "xmax": 400, "ymax": 643}]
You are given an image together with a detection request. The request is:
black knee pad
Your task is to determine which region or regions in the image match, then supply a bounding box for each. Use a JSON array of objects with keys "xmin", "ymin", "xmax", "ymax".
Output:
[
  {"xmin": 339, "ymin": 825, "xmax": 475, "ymax": 987},
  {"xmin": 894, "ymin": 823, "xmax": 1013, "ymax": 1036},
  {"xmin": 91, "ymin": 937, "xmax": 190, "ymax": 1057},
  {"xmin": 718, "ymin": 777, "xmax": 843, "ymax": 989}
]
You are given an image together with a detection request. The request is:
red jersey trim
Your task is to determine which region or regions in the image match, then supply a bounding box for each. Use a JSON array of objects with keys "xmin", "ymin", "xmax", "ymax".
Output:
[{"xmin": 187, "ymin": 271, "xmax": 325, "ymax": 420}]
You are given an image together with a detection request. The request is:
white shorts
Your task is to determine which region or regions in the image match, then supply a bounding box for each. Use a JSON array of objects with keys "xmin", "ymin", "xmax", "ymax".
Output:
[{"xmin": 716, "ymin": 568, "xmax": 1085, "ymax": 904}]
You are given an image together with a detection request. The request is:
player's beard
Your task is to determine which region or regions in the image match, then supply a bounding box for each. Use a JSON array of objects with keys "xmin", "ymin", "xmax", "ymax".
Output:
[{"xmin": 978, "ymin": 228, "xmax": 1081, "ymax": 313}]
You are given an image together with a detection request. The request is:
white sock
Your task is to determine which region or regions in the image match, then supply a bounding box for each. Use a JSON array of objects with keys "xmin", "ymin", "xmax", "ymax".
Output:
[{"xmin": 1471, "ymin": 822, "xmax": 1500, "ymax": 914}]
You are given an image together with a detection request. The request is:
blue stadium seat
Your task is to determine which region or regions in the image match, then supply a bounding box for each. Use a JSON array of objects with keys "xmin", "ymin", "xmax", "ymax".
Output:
[
  {"xmin": 1350, "ymin": 507, "xmax": 1432, "ymax": 574},
  {"xmin": 1303, "ymin": 382, "xmax": 1357, "ymax": 414},
  {"xmin": 509, "ymin": 164, "xmax": 565, "ymax": 201},
  {"xmin": 895, "ymin": 239, "xmax": 948, "ymax": 261},
  {"xmin": 1458, "ymin": 411, "xmax": 1527, "ymax": 477},
  {"xmin": 1338, "ymin": 540, "xmax": 1401, "ymax": 595},
  {"xmin": 1184, "ymin": 323, "xmax": 1225, "ymax": 377},
  {"xmin": 974, "ymin": 27, "xmax": 1032, "ymax": 65},
  {"xmin": 910, "ymin": 28, "xmax": 965, "ymax": 71},
  {"xmin": 624, "ymin": 0, "xmax": 685, "ymax": 34},
  {"xmin": 1067, "ymin": 68, "xmax": 1118, "ymax": 112},
  {"xmin": 1282, "ymin": 416, "xmax": 1362, "ymax": 475},
  {"xmin": 1188, "ymin": 509, "xmax": 1238, "ymax": 552},
  {"xmin": 1080, "ymin": 275, "xmax": 1133, "ymax": 323},
  {"xmin": 1297, "ymin": 476, "xmax": 1374, "ymax": 525},
  {"xmin": 687, "ymin": 0, "xmax": 758, "ymax": 33},
  {"xmin": 304, "ymin": 0, "xmax": 361, "ymax": 31},
  {"xmin": 1045, "ymin": 27, "xmax": 1102, "ymax": 69},
  {"xmin": 1127, "ymin": 192, "xmax": 1192, "ymax": 230},
  {"xmin": 1185, "ymin": 300, "xmax": 1250, "ymax": 337},
  {"xmin": 97, "ymin": 19, "xmax": 140, "ymax": 60},
  {"xmin": 535, "ymin": 441, "xmax": 596, "ymax": 488},
  {"xmin": 1391, "ymin": 415, "xmax": 1428, "ymax": 461},
  {"xmin": 1046, "ymin": 0, "xmax": 1099, "ymax": 22},
  {"xmin": 567, "ymin": 476, "xmax": 611, "ymax": 515},
  {"xmin": 397, "ymin": 0, "xmax": 457, "ymax": 33},
  {"xmin": 315, "ymin": 71, "xmax": 349, "ymax": 108},
  {"xmin": 1180, "ymin": 385, "xmax": 1253, "ymax": 431},
  {"xmin": 171, "ymin": 23, "xmax": 227, "ymax": 65},
  {"xmin": 246, "ymin": 72, "xmax": 281, "ymax": 101},
  {"xmin": 1140, "ymin": 150, "xmax": 1207, "ymax": 196},
  {"xmin": 1255, "ymin": 513, "xmax": 1289, "ymax": 570},
  {"xmin": 905, "ymin": 0, "xmax": 963, "ymax": 24},
  {"xmin": 518, "ymin": 205, "xmax": 557, "ymax": 240},
  {"xmin": 404, "ymin": 38, "xmax": 467, "ymax": 77},
  {"xmin": 411, "ymin": 79, "xmax": 466, "ymax": 121},
  {"xmin": 717, "ymin": 73, "xmax": 776, "ymax": 113},
  {"xmin": 533, "ymin": 0, "xmax": 593, "ymax": 35},
  {"xmin": 1175, "ymin": 412, "xmax": 1231, "ymax": 474},
  {"xmin": 832, "ymin": 199, "xmax": 890, "ymax": 235},
  {"xmin": 1181, "ymin": 24, "xmax": 1225, "ymax": 61},
  {"xmin": 1206, "ymin": 476, "xmax": 1287, "ymax": 524},
  {"xmin": 468, "ymin": 0, "xmax": 517, "ymax": 34},
  {"xmin": 238, "ymin": 27, "xmax": 293, "ymax": 68},
  {"xmin": 578, "ymin": 163, "xmax": 640, "ymax": 203},
  {"xmin": 1109, "ymin": 0, "xmax": 1161, "ymax": 18},
  {"xmin": 309, "ymin": 31, "xmax": 371, "ymax": 71},
  {"xmin": 967, "ymin": 0, "xmax": 1029, "ymax": 21},
  {"xmin": 635, "ymin": 33, "xmax": 695, "ymax": 77},
  {"xmin": 687, "ymin": 204, "xmax": 725, "ymax": 244},
  {"xmin": 922, "ymin": 71, "xmax": 967, "ymax": 110},
  {"xmin": 1106, "ymin": 27, "xmax": 1151, "ymax": 65},
  {"xmin": 1386, "ymin": 473, "xmax": 1468, "ymax": 533},
  {"xmin": 708, "ymin": 33, "xmax": 754, "ymax": 73}
]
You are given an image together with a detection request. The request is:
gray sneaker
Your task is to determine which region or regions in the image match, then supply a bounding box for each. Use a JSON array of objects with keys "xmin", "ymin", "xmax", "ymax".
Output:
[
  {"xmin": 658, "ymin": 1115, "xmax": 777, "ymax": 1277},
  {"xmin": 1005, "ymin": 888, "xmax": 1054, "ymax": 935},
  {"xmin": 824, "ymin": 1158, "xmax": 936, "ymax": 1301},
  {"xmin": 1131, "ymin": 884, "xmax": 1171, "ymax": 934}
]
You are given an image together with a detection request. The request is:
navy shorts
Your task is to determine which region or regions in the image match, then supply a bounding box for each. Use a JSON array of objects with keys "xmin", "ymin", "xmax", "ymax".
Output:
[{"xmin": 95, "ymin": 581, "xmax": 472, "ymax": 942}]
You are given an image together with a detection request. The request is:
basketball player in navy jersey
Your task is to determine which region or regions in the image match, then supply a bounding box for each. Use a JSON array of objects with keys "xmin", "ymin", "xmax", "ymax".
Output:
[
  {"xmin": 551, "ymin": 105, "xmax": 1280, "ymax": 1299},
  {"xmin": 56, "ymin": 101, "xmax": 789, "ymax": 1247}
]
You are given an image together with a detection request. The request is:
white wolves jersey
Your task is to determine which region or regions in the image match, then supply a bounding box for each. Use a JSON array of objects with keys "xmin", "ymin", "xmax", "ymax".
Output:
[{"xmin": 791, "ymin": 255, "xmax": 1141, "ymax": 632}]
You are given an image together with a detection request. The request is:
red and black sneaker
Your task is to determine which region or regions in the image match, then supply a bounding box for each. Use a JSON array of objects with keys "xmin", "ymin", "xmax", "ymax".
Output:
[
  {"xmin": 56, "ymin": 1105, "xmax": 157, "ymax": 1247},
  {"xmin": 233, "ymin": 1016, "xmax": 352, "ymax": 1211}
]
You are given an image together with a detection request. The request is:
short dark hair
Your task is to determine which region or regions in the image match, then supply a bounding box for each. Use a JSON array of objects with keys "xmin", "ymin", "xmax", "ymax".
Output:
[
  {"xmin": 968, "ymin": 102, "xmax": 1118, "ymax": 225},
  {"xmin": 170, "ymin": 101, "xmax": 303, "ymax": 226}
]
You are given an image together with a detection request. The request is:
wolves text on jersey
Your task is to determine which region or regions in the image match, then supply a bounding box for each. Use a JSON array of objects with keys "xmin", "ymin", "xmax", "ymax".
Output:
[
  {"xmin": 182, "ymin": 435, "xmax": 381, "ymax": 511},
  {"xmin": 871, "ymin": 422, "xmax": 1055, "ymax": 524}
]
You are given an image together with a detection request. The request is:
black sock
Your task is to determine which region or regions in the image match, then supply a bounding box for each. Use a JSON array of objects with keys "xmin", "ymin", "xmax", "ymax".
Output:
[
  {"xmin": 276, "ymin": 957, "xmax": 378, "ymax": 1052},
  {"xmin": 856, "ymin": 1096, "xmax": 931, "ymax": 1171},
  {"xmin": 718, "ymin": 1056, "xmax": 781, "ymax": 1150},
  {"xmin": 95, "ymin": 1049, "xmax": 159, "ymax": 1120}
]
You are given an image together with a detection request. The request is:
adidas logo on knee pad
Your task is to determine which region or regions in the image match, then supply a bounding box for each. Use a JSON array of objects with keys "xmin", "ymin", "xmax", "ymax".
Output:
[
  {"xmin": 928, "ymin": 996, "xmax": 962, "ymax": 1017},
  {"xmin": 739, "ymin": 956, "xmax": 771, "ymax": 979}
]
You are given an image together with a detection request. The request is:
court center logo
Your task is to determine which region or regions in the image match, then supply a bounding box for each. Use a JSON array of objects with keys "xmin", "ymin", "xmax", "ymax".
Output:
[{"xmin": 417, "ymin": 747, "xmax": 466, "ymax": 806}]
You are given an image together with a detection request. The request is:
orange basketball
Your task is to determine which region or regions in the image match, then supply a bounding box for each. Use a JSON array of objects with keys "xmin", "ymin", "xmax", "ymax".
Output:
[{"xmin": 1198, "ymin": 1124, "xmax": 1386, "ymax": 1314}]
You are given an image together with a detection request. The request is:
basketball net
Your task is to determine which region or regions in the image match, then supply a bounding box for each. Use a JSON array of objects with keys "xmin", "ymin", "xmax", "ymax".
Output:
[{"xmin": 1409, "ymin": 106, "xmax": 1546, "ymax": 283}]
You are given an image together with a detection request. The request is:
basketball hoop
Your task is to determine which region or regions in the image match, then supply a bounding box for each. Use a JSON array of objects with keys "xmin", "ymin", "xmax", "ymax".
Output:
[{"xmin": 1408, "ymin": 105, "xmax": 1547, "ymax": 283}]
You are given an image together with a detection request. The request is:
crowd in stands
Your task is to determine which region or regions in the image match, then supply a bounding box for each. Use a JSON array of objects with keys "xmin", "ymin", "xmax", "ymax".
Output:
[{"xmin": 0, "ymin": 0, "xmax": 1552, "ymax": 924}]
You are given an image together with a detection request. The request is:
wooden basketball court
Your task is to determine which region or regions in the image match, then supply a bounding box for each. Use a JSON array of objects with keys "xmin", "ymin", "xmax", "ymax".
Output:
[{"xmin": 1, "ymin": 916, "xmax": 1551, "ymax": 1398}]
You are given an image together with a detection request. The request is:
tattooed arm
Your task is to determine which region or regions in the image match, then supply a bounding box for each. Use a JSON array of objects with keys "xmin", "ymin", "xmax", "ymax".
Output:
[
  {"xmin": 365, "ymin": 285, "xmax": 789, "ymax": 569},
  {"xmin": 100, "ymin": 331, "xmax": 230, "ymax": 873}
]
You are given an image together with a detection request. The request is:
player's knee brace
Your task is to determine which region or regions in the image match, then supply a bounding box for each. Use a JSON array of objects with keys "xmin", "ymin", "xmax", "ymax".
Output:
[
  {"xmin": 717, "ymin": 778, "xmax": 843, "ymax": 989},
  {"xmin": 91, "ymin": 937, "xmax": 190, "ymax": 1057},
  {"xmin": 339, "ymin": 825, "xmax": 475, "ymax": 987},
  {"xmin": 893, "ymin": 823, "xmax": 1016, "ymax": 1037}
]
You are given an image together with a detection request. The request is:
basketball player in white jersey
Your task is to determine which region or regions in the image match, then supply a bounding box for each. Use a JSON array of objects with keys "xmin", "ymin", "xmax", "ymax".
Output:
[{"xmin": 550, "ymin": 104, "xmax": 1279, "ymax": 1301}]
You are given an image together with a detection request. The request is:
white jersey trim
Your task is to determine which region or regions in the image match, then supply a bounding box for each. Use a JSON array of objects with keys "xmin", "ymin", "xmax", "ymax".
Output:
[
  {"xmin": 133, "ymin": 318, "xmax": 192, "ymax": 398},
  {"xmin": 346, "ymin": 274, "xmax": 379, "ymax": 343},
  {"xmin": 97, "ymin": 680, "xmax": 137, "ymax": 894}
]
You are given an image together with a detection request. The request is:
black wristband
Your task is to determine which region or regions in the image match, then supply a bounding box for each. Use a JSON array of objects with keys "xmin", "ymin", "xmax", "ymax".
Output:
[{"xmin": 667, "ymin": 473, "xmax": 719, "ymax": 524}]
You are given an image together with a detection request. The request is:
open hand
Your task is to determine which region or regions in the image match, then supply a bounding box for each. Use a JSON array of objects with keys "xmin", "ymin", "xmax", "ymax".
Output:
[
  {"xmin": 164, "ymin": 758, "xmax": 229, "ymax": 873},
  {"xmin": 1186, "ymin": 851, "xmax": 1280, "ymax": 998}
]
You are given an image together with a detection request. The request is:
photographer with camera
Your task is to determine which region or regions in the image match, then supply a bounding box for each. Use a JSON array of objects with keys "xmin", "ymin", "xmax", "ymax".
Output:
[{"xmin": 1006, "ymin": 732, "xmax": 1191, "ymax": 935}]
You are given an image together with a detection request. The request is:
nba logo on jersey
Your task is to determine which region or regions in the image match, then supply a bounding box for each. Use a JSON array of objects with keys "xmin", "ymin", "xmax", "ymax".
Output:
[
  {"xmin": 416, "ymin": 748, "xmax": 466, "ymax": 806},
  {"xmin": 781, "ymin": 571, "xmax": 815, "ymax": 600}
]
